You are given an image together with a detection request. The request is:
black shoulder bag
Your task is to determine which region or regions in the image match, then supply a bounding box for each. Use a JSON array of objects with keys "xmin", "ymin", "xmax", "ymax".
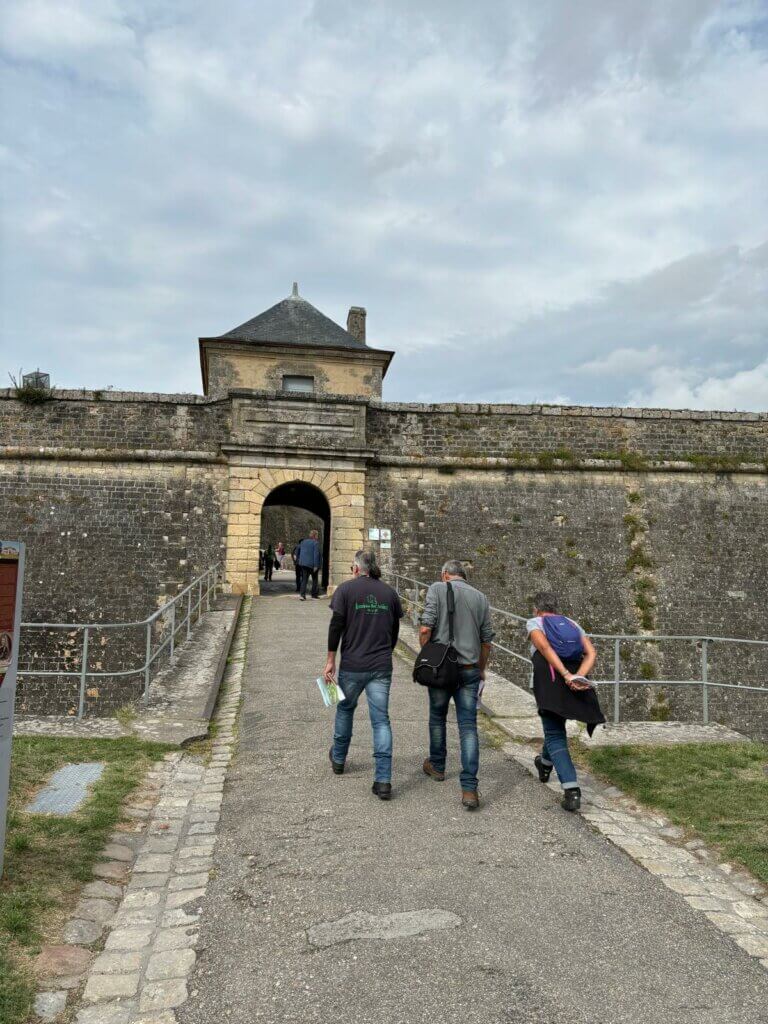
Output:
[{"xmin": 412, "ymin": 582, "xmax": 461, "ymax": 690}]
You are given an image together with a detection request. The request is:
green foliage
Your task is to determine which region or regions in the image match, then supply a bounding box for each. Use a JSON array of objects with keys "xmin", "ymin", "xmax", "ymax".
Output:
[
  {"xmin": 626, "ymin": 490, "xmax": 642, "ymax": 504},
  {"xmin": 0, "ymin": 736, "xmax": 173, "ymax": 1024},
  {"xmin": 648, "ymin": 690, "xmax": 670, "ymax": 720},
  {"xmin": 626, "ymin": 548, "xmax": 653, "ymax": 572},
  {"xmin": 581, "ymin": 743, "xmax": 768, "ymax": 884},
  {"xmin": 639, "ymin": 660, "xmax": 657, "ymax": 680},
  {"xmin": 8, "ymin": 372, "xmax": 52, "ymax": 406},
  {"xmin": 532, "ymin": 556, "xmax": 546, "ymax": 571}
]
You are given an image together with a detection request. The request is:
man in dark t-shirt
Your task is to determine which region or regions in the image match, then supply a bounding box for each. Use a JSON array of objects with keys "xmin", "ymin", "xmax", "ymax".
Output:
[{"xmin": 323, "ymin": 549, "xmax": 403, "ymax": 800}]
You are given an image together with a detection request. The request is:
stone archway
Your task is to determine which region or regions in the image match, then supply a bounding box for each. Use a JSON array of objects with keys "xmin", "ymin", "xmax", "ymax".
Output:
[
  {"xmin": 262, "ymin": 481, "xmax": 331, "ymax": 590},
  {"xmin": 225, "ymin": 463, "xmax": 365, "ymax": 595}
]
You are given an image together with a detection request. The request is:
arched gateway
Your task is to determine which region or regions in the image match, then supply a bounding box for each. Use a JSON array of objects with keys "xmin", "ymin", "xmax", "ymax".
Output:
[
  {"xmin": 262, "ymin": 481, "xmax": 331, "ymax": 589},
  {"xmin": 203, "ymin": 283, "xmax": 394, "ymax": 595}
]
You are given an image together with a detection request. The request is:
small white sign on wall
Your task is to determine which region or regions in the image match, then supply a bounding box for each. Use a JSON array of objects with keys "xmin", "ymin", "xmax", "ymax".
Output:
[
  {"xmin": 380, "ymin": 542, "xmax": 392, "ymax": 550},
  {"xmin": 380, "ymin": 529, "xmax": 392, "ymax": 541},
  {"xmin": 368, "ymin": 528, "xmax": 380, "ymax": 541}
]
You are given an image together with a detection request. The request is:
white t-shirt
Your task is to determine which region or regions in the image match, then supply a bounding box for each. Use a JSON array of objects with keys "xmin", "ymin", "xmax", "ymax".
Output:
[{"xmin": 525, "ymin": 615, "xmax": 585, "ymax": 656}]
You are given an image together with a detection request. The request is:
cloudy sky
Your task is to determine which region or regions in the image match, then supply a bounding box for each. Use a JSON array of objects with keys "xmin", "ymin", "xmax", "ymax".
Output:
[{"xmin": 1, "ymin": 0, "xmax": 767, "ymax": 409}]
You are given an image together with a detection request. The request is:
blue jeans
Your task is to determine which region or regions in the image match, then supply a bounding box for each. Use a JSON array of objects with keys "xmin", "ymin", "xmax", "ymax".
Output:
[
  {"xmin": 428, "ymin": 668, "xmax": 481, "ymax": 792},
  {"xmin": 540, "ymin": 712, "xmax": 578, "ymax": 790},
  {"xmin": 333, "ymin": 670, "xmax": 393, "ymax": 783}
]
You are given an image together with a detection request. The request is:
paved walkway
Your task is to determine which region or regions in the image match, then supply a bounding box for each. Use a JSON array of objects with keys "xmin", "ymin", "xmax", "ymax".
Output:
[{"xmin": 179, "ymin": 594, "xmax": 768, "ymax": 1024}]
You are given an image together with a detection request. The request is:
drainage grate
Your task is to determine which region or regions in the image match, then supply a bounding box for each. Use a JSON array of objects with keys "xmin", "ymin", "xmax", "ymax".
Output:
[{"xmin": 25, "ymin": 762, "xmax": 105, "ymax": 815}]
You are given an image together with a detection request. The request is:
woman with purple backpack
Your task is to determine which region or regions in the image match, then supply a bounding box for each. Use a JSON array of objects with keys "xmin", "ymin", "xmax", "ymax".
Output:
[{"xmin": 526, "ymin": 591, "xmax": 605, "ymax": 812}]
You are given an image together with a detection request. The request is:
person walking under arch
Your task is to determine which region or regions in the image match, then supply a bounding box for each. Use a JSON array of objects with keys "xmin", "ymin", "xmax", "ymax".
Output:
[
  {"xmin": 292, "ymin": 539, "xmax": 304, "ymax": 593},
  {"xmin": 527, "ymin": 591, "xmax": 605, "ymax": 812},
  {"xmin": 324, "ymin": 550, "xmax": 403, "ymax": 800},
  {"xmin": 297, "ymin": 530, "xmax": 322, "ymax": 600},
  {"xmin": 419, "ymin": 560, "xmax": 494, "ymax": 811},
  {"xmin": 264, "ymin": 542, "xmax": 276, "ymax": 582}
]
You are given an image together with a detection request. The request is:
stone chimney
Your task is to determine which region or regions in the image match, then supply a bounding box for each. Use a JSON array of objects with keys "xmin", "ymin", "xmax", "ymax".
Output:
[{"xmin": 346, "ymin": 306, "xmax": 367, "ymax": 344}]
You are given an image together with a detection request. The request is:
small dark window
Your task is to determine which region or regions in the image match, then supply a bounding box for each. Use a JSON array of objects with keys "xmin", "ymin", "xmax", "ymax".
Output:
[{"xmin": 282, "ymin": 375, "xmax": 314, "ymax": 393}]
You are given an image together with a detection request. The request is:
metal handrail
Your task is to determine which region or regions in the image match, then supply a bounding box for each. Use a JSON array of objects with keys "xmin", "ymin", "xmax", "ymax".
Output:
[
  {"xmin": 18, "ymin": 567, "xmax": 220, "ymax": 717},
  {"xmin": 385, "ymin": 569, "xmax": 768, "ymax": 725}
]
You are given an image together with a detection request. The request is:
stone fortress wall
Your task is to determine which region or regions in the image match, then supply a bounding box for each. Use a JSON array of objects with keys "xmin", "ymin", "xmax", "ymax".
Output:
[
  {"xmin": 366, "ymin": 403, "xmax": 768, "ymax": 738},
  {"xmin": 2, "ymin": 387, "xmax": 767, "ymax": 734}
]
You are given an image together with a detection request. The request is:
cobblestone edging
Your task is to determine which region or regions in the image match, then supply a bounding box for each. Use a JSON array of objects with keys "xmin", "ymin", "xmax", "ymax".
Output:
[
  {"xmin": 32, "ymin": 598, "xmax": 251, "ymax": 1024},
  {"xmin": 503, "ymin": 740, "xmax": 768, "ymax": 973}
]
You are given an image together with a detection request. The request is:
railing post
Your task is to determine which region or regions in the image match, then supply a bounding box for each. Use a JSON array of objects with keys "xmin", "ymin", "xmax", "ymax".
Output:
[
  {"xmin": 613, "ymin": 638, "xmax": 621, "ymax": 724},
  {"xmin": 169, "ymin": 603, "xmax": 175, "ymax": 664},
  {"xmin": 144, "ymin": 621, "xmax": 152, "ymax": 702},
  {"xmin": 411, "ymin": 586, "xmax": 420, "ymax": 628},
  {"xmin": 206, "ymin": 570, "xmax": 211, "ymax": 611},
  {"xmin": 701, "ymin": 639, "xmax": 709, "ymax": 724},
  {"xmin": 78, "ymin": 627, "xmax": 89, "ymax": 720},
  {"xmin": 198, "ymin": 577, "xmax": 203, "ymax": 622},
  {"xmin": 187, "ymin": 590, "xmax": 192, "ymax": 640}
]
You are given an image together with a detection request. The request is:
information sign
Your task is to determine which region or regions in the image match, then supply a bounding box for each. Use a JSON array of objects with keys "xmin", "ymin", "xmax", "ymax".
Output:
[{"xmin": 0, "ymin": 541, "xmax": 25, "ymax": 877}]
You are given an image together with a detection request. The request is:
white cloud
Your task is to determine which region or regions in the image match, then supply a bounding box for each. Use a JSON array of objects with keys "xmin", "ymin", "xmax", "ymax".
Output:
[
  {"xmin": 628, "ymin": 359, "xmax": 768, "ymax": 411},
  {"xmin": 0, "ymin": 0, "xmax": 766, "ymax": 410}
]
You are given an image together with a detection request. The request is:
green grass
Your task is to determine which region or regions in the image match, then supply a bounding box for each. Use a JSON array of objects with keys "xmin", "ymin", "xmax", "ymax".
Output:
[
  {"xmin": 580, "ymin": 742, "xmax": 768, "ymax": 884},
  {"xmin": 1, "ymin": 736, "xmax": 173, "ymax": 1024}
]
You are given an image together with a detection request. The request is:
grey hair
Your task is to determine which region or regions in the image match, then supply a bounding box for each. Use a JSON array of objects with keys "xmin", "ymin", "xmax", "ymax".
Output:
[
  {"xmin": 309, "ymin": 529, "xmax": 319, "ymax": 539},
  {"xmin": 354, "ymin": 548, "xmax": 381, "ymax": 579},
  {"xmin": 441, "ymin": 559, "xmax": 467, "ymax": 580},
  {"xmin": 533, "ymin": 591, "xmax": 559, "ymax": 613}
]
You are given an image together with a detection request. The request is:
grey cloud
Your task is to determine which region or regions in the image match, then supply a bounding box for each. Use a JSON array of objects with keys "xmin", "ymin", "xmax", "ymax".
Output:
[{"xmin": 0, "ymin": 0, "xmax": 766, "ymax": 411}]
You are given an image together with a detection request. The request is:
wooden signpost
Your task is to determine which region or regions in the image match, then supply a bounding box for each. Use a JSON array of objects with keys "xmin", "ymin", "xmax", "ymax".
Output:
[{"xmin": 0, "ymin": 541, "xmax": 25, "ymax": 878}]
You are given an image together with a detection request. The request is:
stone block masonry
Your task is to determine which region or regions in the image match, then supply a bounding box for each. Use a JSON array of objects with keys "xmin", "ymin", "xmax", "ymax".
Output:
[
  {"xmin": 367, "ymin": 465, "xmax": 768, "ymax": 739},
  {"xmin": 1, "ymin": 453, "xmax": 227, "ymax": 715},
  {"xmin": 3, "ymin": 386, "xmax": 767, "ymax": 730}
]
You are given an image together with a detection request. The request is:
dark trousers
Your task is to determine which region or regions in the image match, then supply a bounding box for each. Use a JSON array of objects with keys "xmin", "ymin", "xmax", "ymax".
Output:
[
  {"xmin": 264, "ymin": 562, "xmax": 273, "ymax": 581},
  {"xmin": 295, "ymin": 564, "xmax": 302, "ymax": 592},
  {"xmin": 300, "ymin": 565, "xmax": 319, "ymax": 598}
]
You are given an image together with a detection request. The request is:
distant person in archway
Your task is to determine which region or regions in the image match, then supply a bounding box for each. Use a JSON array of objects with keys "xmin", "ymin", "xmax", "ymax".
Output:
[
  {"xmin": 324, "ymin": 549, "xmax": 403, "ymax": 800},
  {"xmin": 297, "ymin": 530, "xmax": 322, "ymax": 600},
  {"xmin": 264, "ymin": 543, "xmax": 276, "ymax": 582},
  {"xmin": 276, "ymin": 541, "xmax": 285, "ymax": 567},
  {"xmin": 292, "ymin": 539, "xmax": 304, "ymax": 592},
  {"xmin": 527, "ymin": 591, "xmax": 604, "ymax": 812},
  {"xmin": 419, "ymin": 560, "xmax": 494, "ymax": 811}
]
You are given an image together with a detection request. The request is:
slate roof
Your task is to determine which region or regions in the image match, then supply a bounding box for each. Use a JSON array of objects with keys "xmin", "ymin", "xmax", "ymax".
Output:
[{"xmin": 220, "ymin": 285, "xmax": 366, "ymax": 350}]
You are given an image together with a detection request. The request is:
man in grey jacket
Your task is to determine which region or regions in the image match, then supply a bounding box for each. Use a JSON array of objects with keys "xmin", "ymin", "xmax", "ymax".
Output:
[{"xmin": 419, "ymin": 560, "xmax": 494, "ymax": 810}]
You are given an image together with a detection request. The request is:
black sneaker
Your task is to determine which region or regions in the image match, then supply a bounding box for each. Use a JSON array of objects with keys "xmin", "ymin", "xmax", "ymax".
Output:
[
  {"xmin": 534, "ymin": 755, "xmax": 553, "ymax": 784},
  {"xmin": 372, "ymin": 781, "xmax": 392, "ymax": 801},
  {"xmin": 329, "ymin": 748, "xmax": 344, "ymax": 775},
  {"xmin": 561, "ymin": 787, "xmax": 581, "ymax": 812}
]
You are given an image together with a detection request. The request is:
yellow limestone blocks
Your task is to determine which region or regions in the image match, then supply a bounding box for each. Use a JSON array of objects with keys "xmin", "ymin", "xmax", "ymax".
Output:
[{"xmin": 225, "ymin": 466, "xmax": 366, "ymax": 595}]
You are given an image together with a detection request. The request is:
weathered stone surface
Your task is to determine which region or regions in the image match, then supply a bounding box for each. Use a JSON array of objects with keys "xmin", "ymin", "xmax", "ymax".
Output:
[
  {"xmin": 154, "ymin": 927, "xmax": 198, "ymax": 952},
  {"xmin": 308, "ymin": 909, "xmax": 462, "ymax": 948},
  {"xmin": 92, "ymin": 861, "xmax": 128, "ymax": 882},
  {"xmin": 75, "ymin": 1001, "xmax": 134, "ymax": 1024},
  {"xmin": 34, "ymin": 944, "xmax": 92, "ymax": 979},
  {"xmin": 139, "ymin": 978, "xmax": 188, "ymax": 1013},
  {"xmin": 91, "ymin": 951, "xmax": 143, "ymax": 974},
  {"xmin": 62, "ymin": 919, "xmax": 103, "ymax": 945},
  {"xmin": 73, "ymin": 898, "xmax": 117, "ymax": 925},
  {"xmin": 104, "ymin": 926, "xmax": 154, "ymax": 951},
  {"xmin": 165, "ymin": 888, "xmax": 206, "ymax": 910},
  {"xmin": 101, "ymin": 843, "xmax": 135, "ymax": 863},
  {"xmin": 81, "ymin": 880, "xmax": 123, "ymax": 900},
  {"xmin": 83, "ymin": 971, "xmax": 140, "ymax": 1001},
  {"xmin": 33, "ymin": 990, "xmax": 67, "ymax": 1021},
  {"xmin": 145, "ymin": 948, "xmax": 196, "ymax": 981}
]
